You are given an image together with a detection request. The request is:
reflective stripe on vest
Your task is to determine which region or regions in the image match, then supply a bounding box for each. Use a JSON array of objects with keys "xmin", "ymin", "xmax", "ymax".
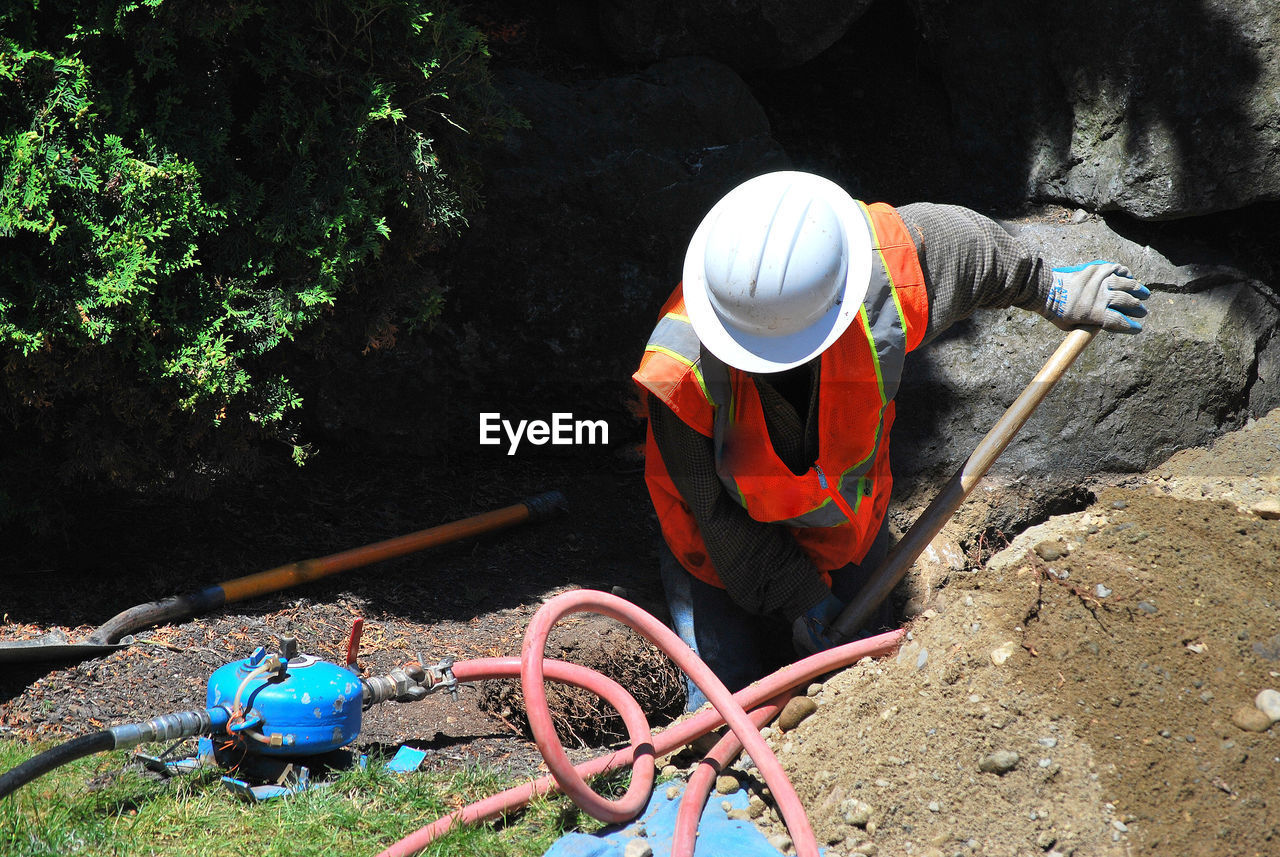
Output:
[
  {"xmin": 701, "ymin": 201, "xmax": 909, "ymax": 528},
  {"xmin": 633, "ymin": 200, "xmax": 929, "ymax": 584}
]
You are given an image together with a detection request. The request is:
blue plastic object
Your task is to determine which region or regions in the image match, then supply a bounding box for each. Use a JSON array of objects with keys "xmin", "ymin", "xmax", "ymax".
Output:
[
  {"xmin": 543, "ymin": 783, "xmax": 786, "ymax": 857},
  {"xmin": 385, "ymin": 745, "xmax": 427, "ymax": 773},
  {"xmin": 207, "ymin": 650, "xmax": 362, "ymax": 756}
]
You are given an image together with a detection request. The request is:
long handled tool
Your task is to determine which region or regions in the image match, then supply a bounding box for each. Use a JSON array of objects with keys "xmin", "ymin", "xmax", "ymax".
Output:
[
  {"xmin": 831, "ymin": 327, "xmax": 1097, "ymax": 640},
  {"xmin": 0, "ymin": 491, "xmax": 566, "ymax": 664}
]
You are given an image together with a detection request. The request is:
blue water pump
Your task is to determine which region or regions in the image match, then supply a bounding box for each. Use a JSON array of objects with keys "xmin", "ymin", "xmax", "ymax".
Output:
[
  {"xmin": 0, "ymin": 630, "xmax": 454, "ymax": 803},
  {"xmin": 206, "ymin": 635, "xmax": 363, "ymax": 756}
]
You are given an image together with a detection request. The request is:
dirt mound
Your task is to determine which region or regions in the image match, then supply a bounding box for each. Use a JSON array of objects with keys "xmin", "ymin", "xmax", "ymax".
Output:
[{"xmin": 750, "ymin": 410, "xmax": 1280, "ymax": 857}]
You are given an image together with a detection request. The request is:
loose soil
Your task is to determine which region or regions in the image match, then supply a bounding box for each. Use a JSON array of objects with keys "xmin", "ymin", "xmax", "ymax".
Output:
[
  {"xmin": 2, "ymin": 409, "xmax": 1278, "ymax": 857},
  {"xmin": 753, "ymin": 409, "xmax": 1280, "ymax": 857}
]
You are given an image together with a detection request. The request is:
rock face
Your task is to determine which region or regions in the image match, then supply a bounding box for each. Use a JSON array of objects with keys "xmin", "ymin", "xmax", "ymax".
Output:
[
  {"xmin": 596, "ymin": 0, "xmax": 875, "ymax": 70},
  {"xmin": 904, "ymin": 0, "xmax": 1280, "ymax": 219},
  {"xmin": 417, "ymin": 9, "xmax": 1278, "ymax": 538},
  {"xmin": 435, "ymin": 56, "xmax": 787, "ymax": 413},
  {"xmin": 890, "ymin": 213, "xmax": 1280, "ymax": 536}
]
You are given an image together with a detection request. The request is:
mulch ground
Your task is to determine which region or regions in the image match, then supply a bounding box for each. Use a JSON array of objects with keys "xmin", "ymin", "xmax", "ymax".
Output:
[{"xmin": 1, "ymin": 442, "xmax": 668, "ymax": 779}]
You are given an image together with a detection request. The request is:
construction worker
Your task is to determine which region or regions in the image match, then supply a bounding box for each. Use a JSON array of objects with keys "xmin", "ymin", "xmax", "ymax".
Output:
[{"xmin": 633, "ymin": 171, "xmax": 1149, "ymax": 709}]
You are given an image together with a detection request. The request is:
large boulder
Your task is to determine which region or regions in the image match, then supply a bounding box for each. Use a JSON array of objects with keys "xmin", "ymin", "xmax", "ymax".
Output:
[
  {"xmin": 427, "ymin": 57, "xmax": 785, "ymax": 421},
  {"xmin": 905, "ymin": 0, "xmax": 1280, "ymax": 219},
  {"xmin": 595, "ymin": 0, "xmax": 875, "ymax": 70},
  {"xmin": 890, "ymin": 213, "xmax": 1280, "ymax": 539}
]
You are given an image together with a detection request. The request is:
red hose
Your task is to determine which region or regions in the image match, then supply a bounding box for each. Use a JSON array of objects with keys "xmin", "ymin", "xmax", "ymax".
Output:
[
  {"xmin": 377, "ymin": 592, "xmax": 905, "ymax": 857},
  {"xmin": 673, "ymin": 695, "xmax": 791, "ymax": 856},
  {"xmin": 522, "ymin": 590, "xmax": 821, "ymax": 855}
]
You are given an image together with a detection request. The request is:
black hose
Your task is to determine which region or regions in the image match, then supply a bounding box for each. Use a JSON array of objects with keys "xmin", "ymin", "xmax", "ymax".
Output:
[{"xmin": 0, "ymin": 731, "xmax": 114, "ymax": 799}]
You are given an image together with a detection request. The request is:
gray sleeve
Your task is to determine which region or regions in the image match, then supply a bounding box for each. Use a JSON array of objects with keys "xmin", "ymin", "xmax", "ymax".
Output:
[
  {"xmin": 896, "ymin": 202, "xmax": 1053, "ymax": 343},
  {"xmin": 648, "ymin": 396, "xmax": 830, "ymax": 622}
]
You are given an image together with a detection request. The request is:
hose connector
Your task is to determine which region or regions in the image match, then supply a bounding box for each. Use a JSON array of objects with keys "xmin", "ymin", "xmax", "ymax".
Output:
[
  {"xmin": 361, "ymin": 657, "xmax": 459, "ymax": 707},
  {"xmin": 108, "ymin": 707, "xmax": 231, "ymax": 750}
]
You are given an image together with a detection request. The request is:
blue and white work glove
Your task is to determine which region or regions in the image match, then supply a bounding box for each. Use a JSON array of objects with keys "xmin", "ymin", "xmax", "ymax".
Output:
[
  {"xmin": 1044, "ymin": 261, "xmax": 1150, "ymax": 333},
  {"xmin": 791, "ymin": 592, "xmax": 847, "ymax": 656}
]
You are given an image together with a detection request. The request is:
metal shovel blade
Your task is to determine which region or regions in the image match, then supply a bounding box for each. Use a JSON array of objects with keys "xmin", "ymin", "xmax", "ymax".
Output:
[{"xmin": 0, "ymin": 631, "xmax": 130, "ymax": 664}]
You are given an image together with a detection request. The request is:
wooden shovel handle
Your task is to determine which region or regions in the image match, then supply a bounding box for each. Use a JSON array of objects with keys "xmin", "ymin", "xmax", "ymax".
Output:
[
  {"xmin": 830, "ymin": 327, "xmax": 1097, "ymax": 639},
  {"xmin": 88, "ymin": 491, "xmax": 566, "ymax": 644}
]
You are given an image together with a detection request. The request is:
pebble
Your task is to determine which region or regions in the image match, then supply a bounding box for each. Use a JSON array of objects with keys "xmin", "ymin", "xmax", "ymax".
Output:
[
  {"xmin": 666, "ymin": 785, "xmax": 680, "ymax": 800},
  {"xmin": 1253, "ymin": 634, "xmax": 1280, "ymax": 661},
  {"xmin": 1137, "ymin": 601, "xmax": 1158, "ymax": 614},
  {"xmin": 1034, "ymin": 541, "xmax": 1066, "ymax": 561},
  {"xmin": 1251, "ymin": 498, "xmax": 1280, "ymax": 519},
  {"xmin": 767, "ymin": 833, "xmax": 793, "ymax": 853},
  {"xmin": 1095, "ymin": 583, "xmax": 1112, "ymax": 598},
  {"xmin": 978, "ymin": 750, "xmax": 1020, "ymax": 775},
  {"xmin": 1231, "ymin": 705, "xmax": 1272, "ymax": 733},
  {"xmin": 916, "ymin": 648, "xmax": 929, "ymax": 670},
  {"xmin": 927, "ymin": 801, "xmax": 941, "ymax": 812},
  {"xmin": 840, "ymin": 798, "xmax": 874, "ymax": 827},
  {"xmin": 847, "ymin": 841, "xmax": 877, "ymax": 856},
  {"xmin": 1256, "ymin": 689, "xmax": 1280, "ymax": 722},
  {"xmin": 990, "ymin": 641, "xmax": 1018, "ymax": 665},
  {"xmin": 715, "ymin": 774, "xmax": 740, "ymax": 795},
  {"xmin": 777, "ymin": 696, "xmax": 818, "ymax": 731},
  {"xmin": 623, "ymin": 838, "xmax": 653, "ymax": 857},
  {"xmin": 1038, "ymin": 736, "xmax": 1058, "ymax": 748}
]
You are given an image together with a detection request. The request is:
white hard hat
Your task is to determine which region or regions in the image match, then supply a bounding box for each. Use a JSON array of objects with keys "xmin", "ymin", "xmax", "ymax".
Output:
[{"xmin": 682, "ymin": 171, "xmax": 872, "ymax": 373}]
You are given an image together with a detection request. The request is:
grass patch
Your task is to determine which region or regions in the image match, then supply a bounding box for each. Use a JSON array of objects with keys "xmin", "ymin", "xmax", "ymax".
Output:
[{"xmin": 0, "ymin": 740, "xmax": 609, "ymax": 856}]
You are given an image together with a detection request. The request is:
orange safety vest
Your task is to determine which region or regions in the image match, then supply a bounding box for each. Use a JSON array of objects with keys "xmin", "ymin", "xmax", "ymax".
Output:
[{"xmin": 633, "ymin": 202, "xmax": 930, "ymax": 589}]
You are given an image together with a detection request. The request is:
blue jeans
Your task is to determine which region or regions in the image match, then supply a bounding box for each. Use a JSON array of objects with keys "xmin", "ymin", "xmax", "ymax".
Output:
[{"xmin": 658, "ymin": 521, "xmax": 894, "ymax": 712}]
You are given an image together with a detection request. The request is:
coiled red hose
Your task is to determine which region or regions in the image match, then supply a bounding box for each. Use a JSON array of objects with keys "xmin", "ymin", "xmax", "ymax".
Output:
[{"xmin": 377, "ymin": 590, "xmax": 904, "ymax": 857}]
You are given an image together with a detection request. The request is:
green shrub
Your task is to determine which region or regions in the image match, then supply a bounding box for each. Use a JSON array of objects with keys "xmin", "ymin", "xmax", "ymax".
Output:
[{"xmin": 0, "ymin": 1, "xmax": 514, "ymax": 525}]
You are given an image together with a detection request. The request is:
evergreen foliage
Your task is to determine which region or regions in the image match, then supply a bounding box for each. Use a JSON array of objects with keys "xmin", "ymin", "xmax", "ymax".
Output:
[{"xmin": 0, "ymin": 1, "xmax": 512, "ymax": 524}]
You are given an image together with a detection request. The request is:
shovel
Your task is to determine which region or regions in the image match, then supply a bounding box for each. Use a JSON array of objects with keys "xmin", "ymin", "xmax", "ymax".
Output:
[
  {"xmin": 831, "ymin": 327, "xmax": 1097, "ymax": 640},
  {"xmin": 0, "ymin": 490, "xmax": 566, "ymax": 664}
]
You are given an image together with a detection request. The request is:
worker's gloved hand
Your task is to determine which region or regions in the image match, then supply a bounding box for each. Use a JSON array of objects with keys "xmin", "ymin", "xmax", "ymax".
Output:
[
  {"xmin": 791, "ymin": 592, "xmax": 847, "ymax": 656},
  {"xmin": 1043, "ymin": 261, "xmax": 1149, "ymax": 333}
]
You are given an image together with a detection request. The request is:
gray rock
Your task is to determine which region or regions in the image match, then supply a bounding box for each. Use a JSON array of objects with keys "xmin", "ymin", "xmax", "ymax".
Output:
[
  {"xmin": 624, "ymin": 838, "xmax": 654, "ymax": 857},
  {"xmin": 978, "ymin": 750, "xmax": 1021, "ymax": 775},
  {"xmin": 905, "ymin": 0, "xmax": 1280, "ymax": 218},
  {"xmin": 840, "ymin": 798, "xmax": 874, "ymax": 827},
  {"xmin": 598, "ymin": 0, "xmax": 876, "ymax": 70},
  {"xmin": 437, "ymin": 55, "xmax": 786, "ymax": 410},
  {"xmin": 1253, "ymin": 634, "xmax": 1280, "ymax": 661},
  {"xmin": 1034, "ymin": 541, "xmax": 1066, "ymax": 561},
  {"xmin": 891, "ymin": 215, "xmax": 1280, "ymax": 538}
]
